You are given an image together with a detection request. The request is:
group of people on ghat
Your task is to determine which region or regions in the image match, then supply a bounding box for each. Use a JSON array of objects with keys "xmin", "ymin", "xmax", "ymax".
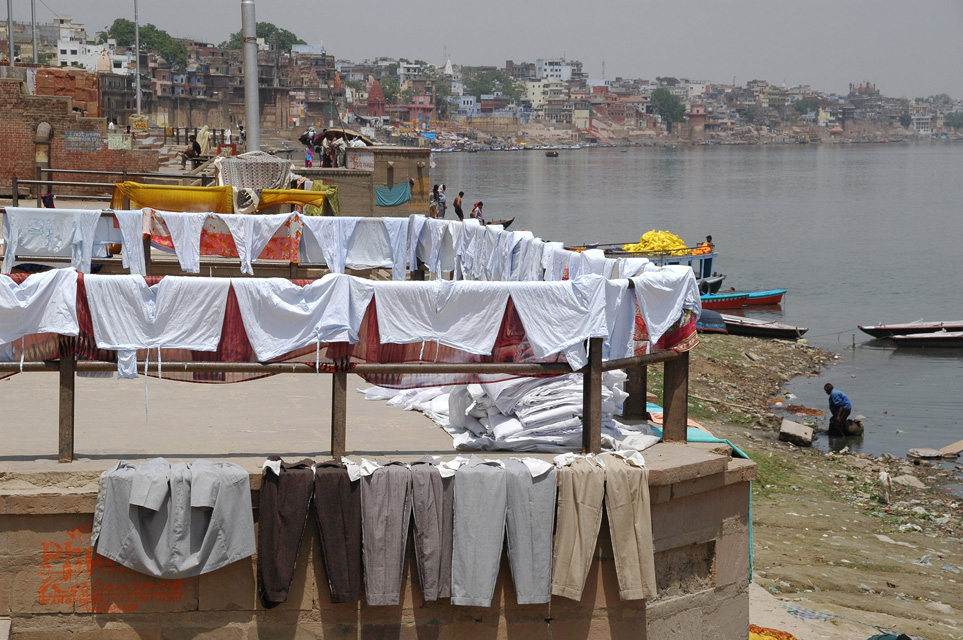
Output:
[
  {"xmin": 429, "ymin": 184, "xmax": 483, "ymax": 222},
  {"xmin": 298, "ymin": 127, "xmax": 367, "ymax": 168}
]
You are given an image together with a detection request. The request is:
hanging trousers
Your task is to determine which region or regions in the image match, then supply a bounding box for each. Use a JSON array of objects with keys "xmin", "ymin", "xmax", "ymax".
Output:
[
  {"xmin": 599, "ymin": 454, "xmax": 657, "ymax": 601},
  {"xmin": 551, "ymin": 456, "xmax": 657, "ymax": 601},
  {"xmin": 314, "ymin": 460, "xmax": 363, "ymax": 603},
  {"xmin": 504, "ymin": 459, "xmax": 557, "ymax": 604},
  {"xmin": 256, "ymin": 458, "xmax": 315, "ymax": 609},
  {"xmin": 361, "ymin": 463, "xmax": 413, "ymax": 606},
  {"xmin": 451, "ymin": 456, "xmax": 508, "ymax": 606},
  {"xmin": 410, "ymin": 460, "xmax": 453, "ymax": 602}
]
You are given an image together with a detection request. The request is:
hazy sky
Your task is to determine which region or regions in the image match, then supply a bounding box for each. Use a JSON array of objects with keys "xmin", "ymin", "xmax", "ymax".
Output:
[{"xmin": 9, "ymin": 0, "xmax": 963, "ymax": 98}]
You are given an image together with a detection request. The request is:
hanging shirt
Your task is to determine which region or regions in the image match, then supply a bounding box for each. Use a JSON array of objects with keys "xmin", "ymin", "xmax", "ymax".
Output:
[
  {"xmin": 373, "ymin": 280, "xmax": 511, "ymax": 355},
  {"xmin": 508, "ymin": 275, "xmax": 610, "ymax": 369},
  {"xmin": 231, "ymin": 274, "xmax": 375, "ymax": 361},
  {"xmin": 298, "ymin": 215, "xmax": 360, "ymax": 274},
  {"xmin": 84, "ymin": 275, "xmax": 231, "ymax": 378},
  {"xmin": 2, "ymin": 208, "xmax": 103, "ymax": 273},
  {"xmin": 213, "ymin": 213, "xmax": 294, "ymax": 275},
  {"xmin": 0, "ymin": 269, "xmax": 79, "ymax": 347},
  {"xmin": 631, "ymin": 266, "xmax": 702, "ymax": 350},
  {"xmin": 91, "ymin": 458, "xmax": 256, "ymax": 579},
  {"xmin": 114, "ymin": 209, "xmax": 149, "ymax": 275},
  {"xmin": 153, "ymin": 210, "xmax": 208, "ymax": 273},
  {"xmin": 407, "ymin": 215, "xmax": 429, "ymax": 271}
]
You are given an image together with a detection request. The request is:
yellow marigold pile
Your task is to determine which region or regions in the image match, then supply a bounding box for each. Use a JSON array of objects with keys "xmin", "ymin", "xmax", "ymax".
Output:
[{"xmin": 622, "ymin": 230, "xmax": 688, "ymax": 255}]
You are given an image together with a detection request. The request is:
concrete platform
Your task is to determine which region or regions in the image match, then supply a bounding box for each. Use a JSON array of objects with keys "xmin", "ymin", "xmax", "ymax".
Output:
[{"xmin": 0, "ymin": 370, "xmax": 756, "ymax": 639}]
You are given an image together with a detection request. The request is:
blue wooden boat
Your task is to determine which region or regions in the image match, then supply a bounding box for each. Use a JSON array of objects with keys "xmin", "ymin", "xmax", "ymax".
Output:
[
  {"xmin": 696, "ymin": 310, "xmax": 728, "ymax": 334},
  {"xmin": 745, "ymin": 289, "xmax": 787, "ymax": 306}
]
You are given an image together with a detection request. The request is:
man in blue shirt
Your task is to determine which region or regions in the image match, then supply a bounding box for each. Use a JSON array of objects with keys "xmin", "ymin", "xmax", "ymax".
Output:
[{"xmin": 824, "ymin": 383, "xmax": 853, "ymax": 436}]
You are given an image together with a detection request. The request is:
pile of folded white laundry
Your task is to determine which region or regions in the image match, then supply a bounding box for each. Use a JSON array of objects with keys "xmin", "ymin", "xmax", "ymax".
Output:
[{"xmin": 363, "ymin": 371, "xmax": 661, "ymax": 453}]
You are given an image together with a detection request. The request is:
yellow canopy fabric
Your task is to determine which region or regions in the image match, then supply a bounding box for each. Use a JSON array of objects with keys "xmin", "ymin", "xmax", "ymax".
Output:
[
  {"xmin": 258, "ymin": 189, "xmax": 328, "ymax": 212},
  {"xmin": 303, "ymin": 181, "xmax": 341, "ymax": 217},
  {"xmin": 111, "ymin": 182, "xmax": 336, "ymax": 215},
  {"xmin": 111, "ymin": 182, "xmax": 234, "ymax": 213}
]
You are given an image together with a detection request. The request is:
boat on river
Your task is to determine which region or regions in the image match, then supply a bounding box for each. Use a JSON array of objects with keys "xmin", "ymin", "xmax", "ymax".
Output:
[
  {"xmin": 695, "ymin": 309, "xmax": 728, "ymax": 334},
  {"xmin": 858, "ymin": 319, "xmax": 963, "ymax": 338},
  {"xmin": 700, "ymin": 292, "xmax": 750, "ymax": 309},
  {"xmin": 545, "ymin": 150, "xmax": 559, "ymax": 157},
  {"xmin": 484, "ymin": 217, "xmax": 515, "ymax": 229},
  {"xmin": 890, "ymin": 330, "xmax": 963, "ymax": 348},
  {"xmin": 697, "ymin": 275, "xmax": 726, "ymax": 294},
  {"xmin": 745, "ymin": 289, "xmax": 786, "ymax": 306},
  {"xmin": 720, "ymin": 314, "xmax": 808, "ymax": 339}
]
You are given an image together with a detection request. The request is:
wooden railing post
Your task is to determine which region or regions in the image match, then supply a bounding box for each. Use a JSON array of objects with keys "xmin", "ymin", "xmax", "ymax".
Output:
[
  {"xmin": 35, "ymin": 165, "xmax": 42, "ymax": 206},
  {"xmin": 58, "ymin": 354, "xmax": 76, "ymax": 463},
  {"xmin": 581, "ymin": 337, "xmax": 603, "ymax": 454},
  {"xmin": 662, "ymin": 350, "xmax": 689, "ymax": 443},
  {"xmin": 331, "ymin": 371, "xmax": 347, "ymax": 458},
  {"xmin": 11, "ymin": 176, "xmax": 18, "ymax": 207},
  {"xmin": 623, "ymin": 364, "xmax": 649, "ymax": 420}
]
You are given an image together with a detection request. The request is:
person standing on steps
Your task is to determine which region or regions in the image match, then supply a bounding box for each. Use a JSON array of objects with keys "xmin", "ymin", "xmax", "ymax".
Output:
[{"xmin": 453, "ymin": 191, "xmax": 465, "ymax": 221}]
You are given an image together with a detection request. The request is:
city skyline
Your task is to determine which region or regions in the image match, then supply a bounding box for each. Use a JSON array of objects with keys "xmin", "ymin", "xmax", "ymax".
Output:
[{"xmin": 5, "ymin": 0, "xmax": 962, "ymax": 99}]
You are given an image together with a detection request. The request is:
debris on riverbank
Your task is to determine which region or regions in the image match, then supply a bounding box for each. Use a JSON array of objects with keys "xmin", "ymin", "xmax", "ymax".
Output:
[{"xmin": 683, "ymin": 334, "xmax": 962, "ymax": 639}]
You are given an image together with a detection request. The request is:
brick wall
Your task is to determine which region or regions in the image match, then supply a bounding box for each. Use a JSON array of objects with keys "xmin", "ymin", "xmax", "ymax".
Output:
[{"xmin": 0, "ymin": 78, "xmax": 158, "ymax": 198}]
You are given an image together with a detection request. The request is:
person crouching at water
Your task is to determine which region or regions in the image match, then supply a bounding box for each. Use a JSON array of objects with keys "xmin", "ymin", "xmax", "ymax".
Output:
[
  {"xmin": 471, "ymin": 201, "xmax": 484, "ymax": 223},
  {"xmin": 824, "ymin": 383, "xmax": 852, "ymax": 436}
]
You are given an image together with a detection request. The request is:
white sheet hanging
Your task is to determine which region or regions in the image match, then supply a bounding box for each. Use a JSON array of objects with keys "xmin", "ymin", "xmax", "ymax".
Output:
[
  {"xmin": 299, "ymin": 215, "xmax": 360, "ymax": 274},
  {"xmin": 543, "ymin": 243, "xmax": 571, "ymax": 282},
  {"xmin": 569, "ymin": 249, "xmax": 616, "ymax": 280},
  {"xmin": 408, "ymin": 215, "xmax": 429, "ymax": 271},
  {"xmin": 0, "ymin": 269, "xmax": 79, "ymax": 347},
  {"xmin": 631, "ymin": 266, "xmax": 702, "ymax": 350},
  {"xmin": 604, "ymin": 279, "xmax": 635, "ymax": 361},
  {"xmin": 486, "ymin": 230, "xmax": 524, "ymax": 281},
  {"xmin": 373, "ymin": 280, "xmax": 511, "ymax": 355},
  {"xmin": 343, "ymin": 218, "xmax": 393, "ymax": 270},
  {"xmin": 114, "ymin": 209, "xmax": 148, "ymax": 275},
  {"xmin": 617, "ymin": 258, "xmax": 652, "ymax": 279},
  {"xmin": 382, "ymin": 218, "xmax": 410, "ymax": 280},
  {"xmin": 214, "ymin": 213, "xmax": 294, "ymax": 275},
  {"xmin": 508, "ymin": 275, "xmax": 609, "ymax": 369},
  {"xmin": 1, "ymin": 208, "xmax": 103, "ymax": 274},
  {"xmin": 85, "ymin": 275, "xmax": 231, "ymax": 377},
  {"xmin": 231, "ymin": 274, "xmax": 375, "ymax": 361},
  {"xmin": 154, "ymin": 211, "xmax": 208, "ymax": 274}
]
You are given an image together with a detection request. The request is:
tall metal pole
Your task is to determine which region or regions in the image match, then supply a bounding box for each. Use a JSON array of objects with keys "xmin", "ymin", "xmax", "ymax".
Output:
[
  {"xmin": 134, "ymin": 0, "xmax": 141, "ymax": 115},
  {"xmin": 241, "ymin": 0, "xmax": 260, "ymax": 150},
  {"xmin": 30, "ymin": 0, "xmax": 37, "ymax": 64},
  {"xmin": 6, "ymin": 0, "xmax": 14, "ymax": 66}
]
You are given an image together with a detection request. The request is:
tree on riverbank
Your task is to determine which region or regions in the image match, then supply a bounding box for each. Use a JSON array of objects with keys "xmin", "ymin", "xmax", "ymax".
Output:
[
  {"xmin": 649, "ymin": 88, "xmax": 686, "ymax": 132},
  {"xmin": 101, "ymin": 19, "xmax": 187, "ymax": 66},
  {"xmin": 220, "ymin": 22, "xmax": 305, "ymax": 53}
]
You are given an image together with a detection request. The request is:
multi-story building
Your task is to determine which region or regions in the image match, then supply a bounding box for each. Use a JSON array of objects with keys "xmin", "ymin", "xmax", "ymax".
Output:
[{"xmin": 536, "ymin": 58, "xmax": 572, "ymax": 82}]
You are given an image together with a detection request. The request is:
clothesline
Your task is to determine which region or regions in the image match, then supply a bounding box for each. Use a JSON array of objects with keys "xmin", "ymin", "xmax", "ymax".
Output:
[
  {"xmin": 2, "ymin": 208, "xmax": 673, "ymax": 286},
  {"xmin": 1, "ymin": 269, "xmax": 701, "ymax": 388}
]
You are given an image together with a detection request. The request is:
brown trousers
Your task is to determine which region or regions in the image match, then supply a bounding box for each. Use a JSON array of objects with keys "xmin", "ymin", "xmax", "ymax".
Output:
[{"xmin": 551, "ymin": 455, "xmax": 657, "ymax": 601}]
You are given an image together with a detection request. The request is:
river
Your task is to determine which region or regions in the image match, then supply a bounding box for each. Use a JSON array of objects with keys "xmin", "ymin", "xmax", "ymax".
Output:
[{"xmin": 432, "ymin": 142, "xmax": 963, "ymax": 460}]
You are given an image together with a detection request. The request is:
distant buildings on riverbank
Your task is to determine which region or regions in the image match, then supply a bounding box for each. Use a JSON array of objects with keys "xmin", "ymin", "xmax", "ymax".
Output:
[{"xmin": 2, "ymin": 15, "xmax": 961, "ymax": 144}]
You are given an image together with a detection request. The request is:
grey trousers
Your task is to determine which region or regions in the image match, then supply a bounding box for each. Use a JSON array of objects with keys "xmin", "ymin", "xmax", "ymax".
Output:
[
  {"xmin": 451, "ymin": 456, "xmax": 507, "ymax": 606},
  {"xmin": 361, "ymin": 463, "xmax": 412, "ymax": 606},
  {"xmin": 410, "ymin": 460, "xmax": 454, "ymax": 602},
  {"xmin": 504, "ymin": 459, "xmax": 557, "ymax": 604}
]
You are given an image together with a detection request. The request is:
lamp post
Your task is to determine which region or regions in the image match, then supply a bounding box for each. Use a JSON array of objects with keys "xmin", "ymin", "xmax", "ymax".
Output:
[
  {"xmin": 6, "ymin": 0, "xmax": 14, "ymax": 66},
  {"xmin": 31, "ymin": 0, "xmax": 37, "ymax": 63},
  {"xmin": 241, "ymin": 0, "xmax": 260, "ymax": 150},
  {"xmin": 134, "ymin": 0, "xmax": 141, "ymax": 115}
]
